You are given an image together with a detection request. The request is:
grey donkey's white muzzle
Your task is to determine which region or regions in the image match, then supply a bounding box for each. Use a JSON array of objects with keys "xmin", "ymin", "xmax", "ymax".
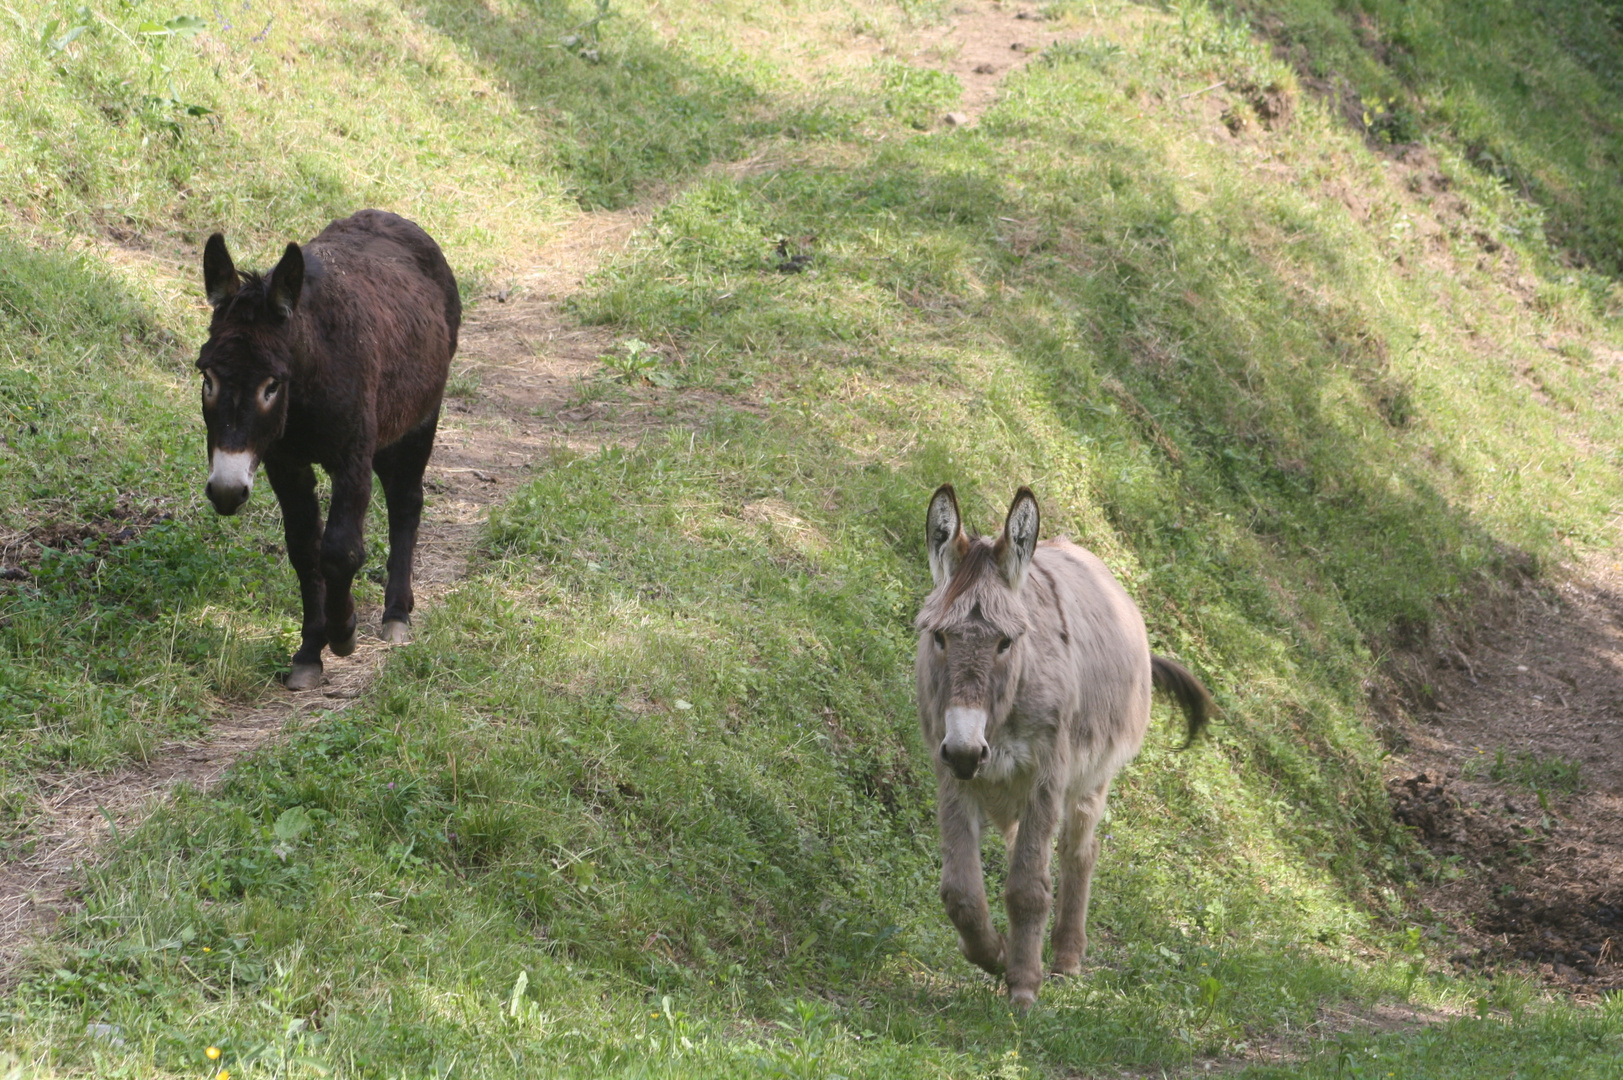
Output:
[
  {"xmin": 940, "ymin": 706, "xmax": 990, "ymax": 780},
  {"xmin": 206, "ymin": 449, "xmax": 256, "ymax": 516}
]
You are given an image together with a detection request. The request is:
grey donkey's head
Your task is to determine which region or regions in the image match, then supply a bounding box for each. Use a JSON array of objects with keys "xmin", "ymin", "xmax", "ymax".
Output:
[{"xmin": 915, "ymin": 485, "xmax": 1040, "ymax": 780}]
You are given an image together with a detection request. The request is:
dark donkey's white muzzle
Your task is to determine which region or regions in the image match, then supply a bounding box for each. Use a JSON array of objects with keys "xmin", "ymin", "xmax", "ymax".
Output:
[
  {"xmin": 940, "ymin": 706, "xmax": 990, "ymax": 780},
  {"xmin": 206, "ymin": 449, "xmax": 256, "ymax": 515}
]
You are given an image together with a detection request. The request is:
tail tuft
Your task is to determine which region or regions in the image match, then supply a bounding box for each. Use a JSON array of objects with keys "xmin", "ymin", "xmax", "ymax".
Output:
[{"xmin": 1150, "ymin": 654, "xmax": 1213, "ymax": 749}]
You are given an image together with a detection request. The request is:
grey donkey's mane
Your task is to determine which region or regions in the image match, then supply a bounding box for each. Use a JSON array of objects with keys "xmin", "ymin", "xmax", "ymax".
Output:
[{"xmin": 914, "ymin": 540, "xmax": 1032, "ymax": 638}]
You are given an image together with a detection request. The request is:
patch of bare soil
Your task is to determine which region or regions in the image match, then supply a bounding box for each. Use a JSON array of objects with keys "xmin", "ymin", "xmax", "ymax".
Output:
[
  {"xmin": 0, "ymin": 207, "xmax": 673, "ymax": 977},
  {"xmin": 902, "ymin": 2, "xmax": 1091, "ymax": 125},
  {"xmin": 1386, "ymin": 551, "xmax": 1623, "ymax": 996},
  {"xmin": 0, "ymin": 493, "xmax": 175, "ymax": 581}
]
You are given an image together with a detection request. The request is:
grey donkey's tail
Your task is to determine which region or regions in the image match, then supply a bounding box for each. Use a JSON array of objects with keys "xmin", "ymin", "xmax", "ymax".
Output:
[{"xmin": 1151, "ymin": 655, "xmax": 1213, "ymax": 748}]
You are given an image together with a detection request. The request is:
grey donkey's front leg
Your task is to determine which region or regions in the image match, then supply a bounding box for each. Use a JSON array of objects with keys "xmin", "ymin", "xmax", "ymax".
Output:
[
  {"xmin": 937, "ymin": 789, "xmax": 1005, "ymax": 975},
  {"xmin": 1004, "ymin": 788, "xmax": 1061, "ymax": 1010}
]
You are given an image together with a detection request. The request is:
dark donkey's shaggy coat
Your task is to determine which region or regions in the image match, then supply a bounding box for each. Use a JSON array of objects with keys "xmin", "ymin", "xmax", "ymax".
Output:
[
  {"xmin": 197, "ymin": 210, "xmax": 460, "ymax": 689},
  {"xmin": 915, "ymin": 485, "xmax": 1211, "ymax": 1009}
]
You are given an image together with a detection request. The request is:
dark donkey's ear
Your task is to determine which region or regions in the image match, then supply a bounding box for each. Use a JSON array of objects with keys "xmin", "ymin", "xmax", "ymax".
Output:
[
  {"xmin": 266, "ymin": 242, "xmax": 305, "ymax": 321},
  {"xmin": 203, "ymin": 233, "xmax": 239, "ymax": 308},
  {"xmin": 994, "ymin": 487, "xmax": 1040, "ymax": 591},
  {"xmin": 926, "ymin": 484, "xmax": 967, "ymax": 588}
]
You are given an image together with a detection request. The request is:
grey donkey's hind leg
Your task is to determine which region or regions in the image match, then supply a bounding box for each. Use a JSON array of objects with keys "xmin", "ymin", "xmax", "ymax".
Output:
[
  {"xmin": 1050, "ymin": 783, "xmax": 1109, "ymax": 977},
  {"xmin": 372, "ymin": 409, "xmax": 439, "ymax": 645},
  {"xmin": 937, "ymin": 791, "xmax": 1006, "ymax": 976}
]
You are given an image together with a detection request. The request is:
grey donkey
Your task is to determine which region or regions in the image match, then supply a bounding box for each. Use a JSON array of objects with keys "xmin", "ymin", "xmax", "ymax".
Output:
[{"xmin": 915, "ymin": 484, "xmax": 1211, "ymax": 1009}]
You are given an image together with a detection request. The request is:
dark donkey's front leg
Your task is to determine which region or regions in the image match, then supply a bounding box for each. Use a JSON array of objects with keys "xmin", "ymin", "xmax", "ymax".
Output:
[
  {"xmin": 265, "ymin": 458, "xmax": 327, "ymax": 691},
  {"xmin": 937, "ymin": 786, "xmax": 1007, "ymax": 977},
  {"xmin": 371, "ymin": 410, "xmax": 438, "ymax": 645},
  {"xmin": 320, "ymin": 454, "xmax": 373, "ymax": 658}
]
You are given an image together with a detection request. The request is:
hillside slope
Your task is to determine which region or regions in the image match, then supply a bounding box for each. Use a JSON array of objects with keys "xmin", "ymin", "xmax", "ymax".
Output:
[{"xmin": 5, "ymin": 0, "xmax": 1623, "ymax": 1076}]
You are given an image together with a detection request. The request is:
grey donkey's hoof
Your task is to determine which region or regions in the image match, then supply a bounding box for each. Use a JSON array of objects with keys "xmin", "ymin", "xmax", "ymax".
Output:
[
  {"xmin": 283, "ymin": 662, "xmax": 324, "ymax": 691},
  {"xmin": 330, "ymin": 629, "xmax": 358, "ymax": 657},
  {"xmin": 961, "ymin": 933, "xmax": 1007, "ymax": 977},
  {"xmin": 379, "ymin": 619, "xmax": 412, "ymax": 645},
  {"xmin": 1008, "ymin": 987, "xmax": 1039, "ymax": 1013}
]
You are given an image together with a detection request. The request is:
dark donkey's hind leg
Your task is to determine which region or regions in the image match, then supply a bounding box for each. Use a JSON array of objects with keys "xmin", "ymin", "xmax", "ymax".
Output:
[
  {"xmin": 265, "ymin": 458, "xmax": 328, "ymax": 691},
  {"xmin": 372, "ymin": 410, "xmax": 439, "ymax": 644}
]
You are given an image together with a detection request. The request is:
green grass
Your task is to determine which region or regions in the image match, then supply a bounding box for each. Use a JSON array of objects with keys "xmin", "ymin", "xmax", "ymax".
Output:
[
  {"xmin": 1222, "ymin": 0, "xmax": 1623, "ymax": 277},
  {"xmin": 0, "ymin": 237, "xmax": 293, "ymax": 842},
  {"xmin": 1464, "ymin": 746, "xmax": 1584, "ymax": 797},
  {"xmin": 7, "ymin": 0, "xmax": 1623, "ymax": 1076}
]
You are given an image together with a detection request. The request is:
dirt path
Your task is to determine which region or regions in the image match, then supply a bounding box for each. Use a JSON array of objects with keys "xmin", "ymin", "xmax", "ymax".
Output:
[
  {"xmin": 0, "ymin": 0, "xmax": 1095, "ymax": 977},
  {"xmin": 908, "ymin": 1, "xmax": 1078, "ymax": 123},
  {"xmin": 1383, "ymin": 550, "xmax": 1623, "ymax": 995}
]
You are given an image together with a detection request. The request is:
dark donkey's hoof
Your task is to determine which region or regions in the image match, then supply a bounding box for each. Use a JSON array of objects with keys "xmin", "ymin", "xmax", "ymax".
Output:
[
  {"xmin": 283, "ymin": 662, "xmax": 324, "ymax": 691},
  {"xmin": 329, "ymin": 627, "xmax": 358, "ymax": 657},
  {"xmin": 379, "ymin": 619, "xmax": 412, "ymax": 645}
]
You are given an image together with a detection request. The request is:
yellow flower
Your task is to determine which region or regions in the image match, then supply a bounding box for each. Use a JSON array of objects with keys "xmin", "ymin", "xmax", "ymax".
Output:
[
  {"xmin": 217, "ymin": 1072, "xmax": 231, "ymax": 1080},
  {"xmin": 206, "ymin": 1046, "xmax": 222, "ymax": 1060},
  {"xmin": 202, "ymin": 946, "xmax": 212, "ymax": 952}
]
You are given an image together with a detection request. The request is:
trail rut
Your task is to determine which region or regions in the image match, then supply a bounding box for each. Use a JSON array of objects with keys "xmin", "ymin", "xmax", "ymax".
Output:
[{"xmin": 1387, "ymin": 548, "xmax": 1623, "ymax": 995}]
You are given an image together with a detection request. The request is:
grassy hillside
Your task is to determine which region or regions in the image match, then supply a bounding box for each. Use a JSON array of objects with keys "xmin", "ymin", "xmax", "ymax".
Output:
[
  {"xmin": 1227, "ymin": 0, "xmax": 1623, "ymax": 275},
  {"xmin": 6, "ymin": 0, "xmax": 1623, "ymax": 1076}
]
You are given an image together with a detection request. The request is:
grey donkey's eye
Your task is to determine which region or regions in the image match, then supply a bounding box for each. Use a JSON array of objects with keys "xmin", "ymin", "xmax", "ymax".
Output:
[
  {"xmin": 933, "ymin": 631, "xmax": 946, "ymax": 650},
  {"xmin": 997, "ymin": 637, "xmax": 1012, "ymax": 654}
]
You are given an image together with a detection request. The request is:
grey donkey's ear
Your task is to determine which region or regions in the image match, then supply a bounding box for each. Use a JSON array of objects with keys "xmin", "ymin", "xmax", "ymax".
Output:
[
  {"xmin": 266, "ymin": 242, "xmax": 305, "ymax": 321},
  {"xmin": 994, "ymin": 487, "xmax": 1040, "ymax": 590},
  {"xmin": 925, "ymin": 484, "xmax": 967, "ymax": 587},
  {"xmin": 203, "ymin": 233, "xmax": 239, "ymax": 308}
]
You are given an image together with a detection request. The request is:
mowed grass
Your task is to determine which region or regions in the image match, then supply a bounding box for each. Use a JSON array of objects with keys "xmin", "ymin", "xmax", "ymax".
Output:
[{"xmin": 6, "ymin": 0, "xmax": 1623, "ymax": 1077}]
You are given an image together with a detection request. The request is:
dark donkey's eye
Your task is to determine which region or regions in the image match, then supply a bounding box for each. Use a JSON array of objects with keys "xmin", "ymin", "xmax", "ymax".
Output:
[
  {"xmin": 997, "ymin": 637, "xmax": 1012, "ymax": 654},
  {"xmin": 932, "ymin": 631, "xmax": 946, "ymax": 650}
]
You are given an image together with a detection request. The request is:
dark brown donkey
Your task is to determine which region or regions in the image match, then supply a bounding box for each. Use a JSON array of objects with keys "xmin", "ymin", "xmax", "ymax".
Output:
[
  {"xmin": 916, "ymin": 485, "xmax": 1212, "ymax": 1009},
  {"xmin": 197, "ymin": 210, "xmax": 460, "ymax": 690}
]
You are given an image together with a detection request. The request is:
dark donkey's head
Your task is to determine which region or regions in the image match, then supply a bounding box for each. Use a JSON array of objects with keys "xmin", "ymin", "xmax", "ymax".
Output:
[
  {"xmin": 196, "ymin": 234, "xmax": 305, "ymax": 515},
  {"xmin": 916, "ymin": 485, "xmax": 1040, "ymax": 781}
]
